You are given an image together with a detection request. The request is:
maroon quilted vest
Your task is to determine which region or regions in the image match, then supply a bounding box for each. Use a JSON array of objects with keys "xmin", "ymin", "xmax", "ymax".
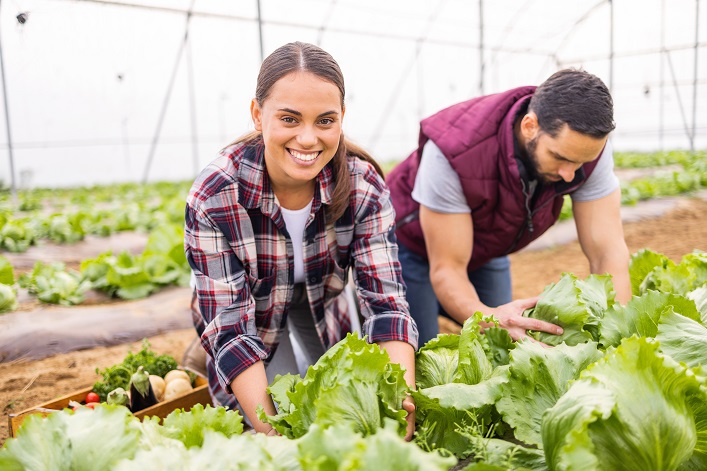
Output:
[{"xmin": 387, "ymin": 86, "xmax": 600, "ymax": 271}]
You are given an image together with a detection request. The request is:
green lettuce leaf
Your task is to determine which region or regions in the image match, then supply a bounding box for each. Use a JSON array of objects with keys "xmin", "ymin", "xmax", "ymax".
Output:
[
  {"xmin": 457, "ymin": 315, "xmax": 493, "ymax": 385},
  {"xmin": 640, "ymin": 250, "xmax": 707, "ymax": 296},
  {"xmin": 297, "ymin": 420, "xmax": 456, "ymax": 471},
  {"xmin": 656, "ymin": 308, "xmax": 707, "ymax": 369},
  {"xmin": 416, "ymin": 334, "xmax": 460, "ymax": 389},
  {"xmin": 260, "ymin": 333, "xmax": 408, "ymax": 439},
  {"xmin": 0, "ymin": 255, "xmax": 15, "ymax": 285},
  {"xmin": 629, "ymin": 248, "xmax": 671, "ymax": 295},
  {"xmin": 158, "ymin": 404, "xmax": 243, "ymax": 448},
  {"xmin": 0, "ymin": 283, "xmax": 17, "ymax": 313},
  {"xmin": 527, "ymin": 273, "xmax": 615, "ymax": 346},
  {"xmin": 456, "ymin": 436, "xmax": 548, "ymax": 471},
  {"xmin": 0, "ymin": 405, "xmax": 142, "ymax": 470},
  {"xmin": 687, "ymin": 285, "xmax": 707, "ymax": 325},
  {"xmin": 496, "ymin": 341, "xmax": 603, "ymax": 447},
  {"xmin": 412, "ymin": 366, "xmax": 509, "ymax": 458},
  {"xmin": 542, "ymin": 337, "xmax": 702, "ymax": 471},
  {"xmin": 599, "ymin": 290, "xmax": 701, "ymax": 348}
]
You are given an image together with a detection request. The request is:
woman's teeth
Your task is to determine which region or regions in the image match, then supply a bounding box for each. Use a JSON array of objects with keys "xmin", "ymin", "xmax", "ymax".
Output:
[{"xmin": 290, "ymin": 149, "xmax": 319, "ymax": 162}]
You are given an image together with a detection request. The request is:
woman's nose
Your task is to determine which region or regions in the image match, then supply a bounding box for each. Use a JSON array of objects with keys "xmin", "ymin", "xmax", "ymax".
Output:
[{"xmin": 297, "ymin": 126, "xmax": 317, "ymax": 147}]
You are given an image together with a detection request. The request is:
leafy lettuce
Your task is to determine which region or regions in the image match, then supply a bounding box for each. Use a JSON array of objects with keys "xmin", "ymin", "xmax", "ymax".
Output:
[
  {"xmin": 542, "ymin": 337, "xmax": 706, "ymax": 471},
  {"xmin": 259, "ymin": 333, "xmax": 409, "ymax": 439}
]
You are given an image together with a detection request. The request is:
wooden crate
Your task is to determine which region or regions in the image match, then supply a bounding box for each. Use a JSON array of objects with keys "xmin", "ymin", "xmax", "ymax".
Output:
[{"xmin": 8, "ymin": 375, "xmax": 212, "ymax": 438}]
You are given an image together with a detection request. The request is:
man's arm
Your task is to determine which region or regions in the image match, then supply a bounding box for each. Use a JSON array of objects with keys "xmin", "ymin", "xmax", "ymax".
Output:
[
  {"xmin": 419, "ymin": 205, "xmax": 563, "ymax": 340},
  {"xmin": 573, "ymin": 188, "xmax": 632, "ymax": 304}
]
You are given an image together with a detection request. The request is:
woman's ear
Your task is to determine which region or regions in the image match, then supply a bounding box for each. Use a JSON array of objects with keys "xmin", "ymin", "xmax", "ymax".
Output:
[{"xmin": 250, "ymin": 99, "xmax": 262, "ymax": 131}]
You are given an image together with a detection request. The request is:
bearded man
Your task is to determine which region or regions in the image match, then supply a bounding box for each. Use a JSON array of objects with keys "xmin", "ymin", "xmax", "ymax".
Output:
[{"xmin": 387, "ymin": 69, "xmax": 631, "ymax": 345}]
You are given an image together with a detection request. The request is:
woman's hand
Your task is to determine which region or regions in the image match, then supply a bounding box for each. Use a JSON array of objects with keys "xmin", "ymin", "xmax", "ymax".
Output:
[{"xmin": 402, "ymin": 395, "xmax": 416, "ymax": 441}]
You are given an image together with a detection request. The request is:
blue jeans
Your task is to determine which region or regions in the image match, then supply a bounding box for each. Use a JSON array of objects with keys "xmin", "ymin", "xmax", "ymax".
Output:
[{"xmin": 397, "ymin": 242, "xmax": 512, "ymax": 347}]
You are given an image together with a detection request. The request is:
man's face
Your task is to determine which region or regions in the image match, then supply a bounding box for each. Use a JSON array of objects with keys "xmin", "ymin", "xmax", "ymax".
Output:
[{"xmin": 522, "ymin": 118, "xmax": 608, "ymax": 185}]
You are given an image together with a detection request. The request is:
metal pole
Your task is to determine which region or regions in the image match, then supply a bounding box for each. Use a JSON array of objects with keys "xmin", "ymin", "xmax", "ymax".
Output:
[
  {"xmin": 186, "ymin": 24, "xmax": 199, "ymax": 177},
  {"xmin": 690, "ymin": 0, "xmax": 700, "ymax": 152},
  {"xmin": 478, "ymin": 0, "xmax": 484, "ymax": 95},
  {"xmin": 256, "ymin": 0, "xmax": 264, "ymax": 62},
  {"xmin": 0, "ymin": 0, "xmax": 17, "ymax": 205},
  {"xmin": 659, "ymin": 0, "xmax": 665, "ymax": 150},
  {"xmin": 608, "ymin": 0, "xmax": 614, "ymax": 93},
  {"xmin": 141, "ymin": 8, "xmax": 193, "ymax": 184}
]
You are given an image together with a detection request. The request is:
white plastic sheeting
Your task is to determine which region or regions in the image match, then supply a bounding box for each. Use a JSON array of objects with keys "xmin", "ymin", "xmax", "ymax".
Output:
[{"xmin": 0, "ymin": 0, "xmax": 704, "ymax": 188}]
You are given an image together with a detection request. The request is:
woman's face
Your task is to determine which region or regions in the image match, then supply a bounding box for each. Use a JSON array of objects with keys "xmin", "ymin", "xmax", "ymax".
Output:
[{"xmin": 251, "ymin": 71, "xmax": 344, "ymax": 193}]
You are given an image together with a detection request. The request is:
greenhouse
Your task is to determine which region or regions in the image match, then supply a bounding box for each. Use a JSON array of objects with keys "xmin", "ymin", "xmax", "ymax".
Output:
[{"xmin": 0, "ymin": 1, "xmax": 705, "ymax": 470}]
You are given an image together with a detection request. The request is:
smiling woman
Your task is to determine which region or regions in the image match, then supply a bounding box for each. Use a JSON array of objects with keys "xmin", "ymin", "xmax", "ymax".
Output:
[{"xmin": 184, "ymin": 41, "xmax": 418, "ymax": 439}]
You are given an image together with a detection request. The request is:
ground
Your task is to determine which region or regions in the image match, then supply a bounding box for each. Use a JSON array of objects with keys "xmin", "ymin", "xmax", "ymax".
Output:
[{"xmin": 2, "ymin": 197, "xmax": 707, "ymax": 446}]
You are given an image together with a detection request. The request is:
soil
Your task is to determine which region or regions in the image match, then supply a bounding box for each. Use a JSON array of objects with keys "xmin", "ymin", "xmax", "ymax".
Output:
[{"xmin": 2, "ymin": 196, "xmax": 707, "ymax": 447}]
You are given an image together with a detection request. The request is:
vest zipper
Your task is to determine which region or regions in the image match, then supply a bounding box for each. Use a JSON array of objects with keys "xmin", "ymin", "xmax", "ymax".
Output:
[{"xmin": 506, "ymin": 178, "xmax": 535, "ymax": 254}]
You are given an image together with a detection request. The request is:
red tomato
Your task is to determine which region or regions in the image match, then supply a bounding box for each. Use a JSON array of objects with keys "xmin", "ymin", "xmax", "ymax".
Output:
[
  {"xmin": 85, "ymin": 392, "xmax": 100, "ymax": 404},
  {"xmin": 85, "ymin": 402, "xmax": 100, "ymax": 410}
]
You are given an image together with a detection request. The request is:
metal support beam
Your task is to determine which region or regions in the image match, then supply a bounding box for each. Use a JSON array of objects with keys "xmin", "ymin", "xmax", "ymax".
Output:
[
  {"xmin": 256, "ymin": 0, "xmax": 264, "ymax": 62},
  {"xmin": 0, "ymin": 0, "xmax": 17, "ymax": 204},
  {"xmin": 691, "ymin": 0, "xmax": 700, "ymax": 151}
]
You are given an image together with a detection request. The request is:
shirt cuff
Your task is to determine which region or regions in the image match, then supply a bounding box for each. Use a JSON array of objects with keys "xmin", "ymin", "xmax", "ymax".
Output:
[
  {"xmin": 212, "ymin": 335, "xmax": 270, "ymax": 393},
  {"xmin": 362, "ymin": 312, "xmax": 419, "ymax": 351}
]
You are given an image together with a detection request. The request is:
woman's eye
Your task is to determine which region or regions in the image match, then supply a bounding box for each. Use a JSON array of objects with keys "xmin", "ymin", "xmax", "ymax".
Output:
[
  {"xmin": 281, "ymin": 116, "xmax": 297, "ymax": 124},
  {"xmin": 319, "ymin": 118, "xmax": 334, "ymax": 125}
]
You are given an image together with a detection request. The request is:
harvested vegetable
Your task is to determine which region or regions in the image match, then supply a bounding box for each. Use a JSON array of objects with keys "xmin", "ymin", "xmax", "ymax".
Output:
[
  {"xmin": 149, "ymin": 375, "xmax": 166, "ymax": 402},
  {"xmin": 85, "ymin": 391, "xmax": 100, "ymax": 404},
  {"xmin": 129, "ymin": 366, "xmax": 158, "ymax": 412},
  {"xmin": 163, "ymin": 378, "xmax": 192, "ymax": 401},
  {"xmin": 164, "ymin": 369, "xmax": 191, "ymax": 385},
  {"xmin": 107, "ymin": 387, "xmax": 130, "ymax": 408},
  {"xmin": 92, "ymin": 339, "xmax": 178, "ymax": 401}
]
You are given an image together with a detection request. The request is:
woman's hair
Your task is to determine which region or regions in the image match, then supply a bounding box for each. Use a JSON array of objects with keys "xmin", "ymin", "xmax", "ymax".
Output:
[{"xmin": 230, "ymin": 41, "xmax": 382, "ymax": 222}]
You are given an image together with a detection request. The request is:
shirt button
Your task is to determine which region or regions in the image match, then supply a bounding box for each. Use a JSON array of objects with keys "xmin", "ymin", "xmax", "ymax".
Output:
[{"xmin": 309, "ymin": 276, "xmax": 318, "ymax": 283}]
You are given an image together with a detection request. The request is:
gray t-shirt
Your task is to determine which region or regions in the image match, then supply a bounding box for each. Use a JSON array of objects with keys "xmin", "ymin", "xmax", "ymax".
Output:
[{"xmin": 411, "ymin": 139, "xmax": 619, "ymax": 213}]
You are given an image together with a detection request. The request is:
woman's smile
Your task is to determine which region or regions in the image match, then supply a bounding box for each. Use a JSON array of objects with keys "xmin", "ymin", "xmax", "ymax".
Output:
[{"xmin": 288, "ymin": 148, "xmax": 322, "ymax": 164}]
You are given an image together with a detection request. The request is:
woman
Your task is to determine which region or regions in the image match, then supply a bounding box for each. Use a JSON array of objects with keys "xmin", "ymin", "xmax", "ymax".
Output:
[{"xmin": 185, "ymin": 42, "xmax": 418, "ymax": 439}]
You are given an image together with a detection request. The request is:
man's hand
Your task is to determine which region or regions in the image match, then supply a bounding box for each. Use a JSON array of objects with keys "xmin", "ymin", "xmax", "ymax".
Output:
[{"xmin": 484, "ymin": 296, "xmax": 563, "ymax": 342}]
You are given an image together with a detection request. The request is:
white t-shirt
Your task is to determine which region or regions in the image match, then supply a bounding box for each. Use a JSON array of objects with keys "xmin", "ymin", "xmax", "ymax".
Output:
[
  {"xmin": 281, "ymin": 200, "xmax": 313, "ymax": 284},
  {"xmin": 412, "ymin": 138, "xmax": 619, "ymax": 213}
]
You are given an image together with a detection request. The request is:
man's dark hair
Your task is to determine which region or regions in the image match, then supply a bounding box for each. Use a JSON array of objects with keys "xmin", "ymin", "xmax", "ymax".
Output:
[{"xmin": 528, "ymin": 68, "xmax": 615, "ymax": 138}]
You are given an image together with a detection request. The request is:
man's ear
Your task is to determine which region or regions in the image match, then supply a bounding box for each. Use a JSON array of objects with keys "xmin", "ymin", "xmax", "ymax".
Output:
[
  {"xmin": 520, "ymin": 111, "xmax": 539, "ymax": 141},
  {"xmin": 250, "ymin": 99, "xmax": 262, "ymax": 131}
]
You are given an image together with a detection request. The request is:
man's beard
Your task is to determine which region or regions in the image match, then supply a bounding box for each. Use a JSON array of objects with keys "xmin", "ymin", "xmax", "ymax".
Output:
[
  {"xmin": 523, "ymin": 136, "xmax": 561, "ymax": 185},
  {"xmin": 522, "ymin": 136, "xmax": 542, "ymax": 182}
]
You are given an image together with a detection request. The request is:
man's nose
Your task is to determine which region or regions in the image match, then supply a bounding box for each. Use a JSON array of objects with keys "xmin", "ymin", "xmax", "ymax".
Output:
[{"xmin": 558, "ymin": 163, "xmax": 578, "ymax": 182}]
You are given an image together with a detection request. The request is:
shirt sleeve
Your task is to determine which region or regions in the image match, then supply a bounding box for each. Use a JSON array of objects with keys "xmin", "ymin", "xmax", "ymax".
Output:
[
  {"xmin": 571, "ymin": 139, "xmax": 620, "ymax": 202},
  {"xmin": 411, "ymin": 139, "xmax": 471, "ymax": 213},
  {"xmin": 185, "ymin": 196, "xmax": 270, "ymax": 392},
  {"xmin": 351, "ymin": 173, "xmax": 419, "ymax": 350}
]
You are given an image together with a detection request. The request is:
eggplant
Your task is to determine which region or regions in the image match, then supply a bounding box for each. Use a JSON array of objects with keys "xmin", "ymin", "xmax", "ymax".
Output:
[{"xmin": 129, "ymin": 366, "xmax": 158, "ymax": 412}]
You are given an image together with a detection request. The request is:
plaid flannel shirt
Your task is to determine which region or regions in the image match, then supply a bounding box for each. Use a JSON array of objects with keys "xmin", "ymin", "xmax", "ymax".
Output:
[{"xmin": 185, "ymin": 139, "xmax": 417, "ymax": 405}]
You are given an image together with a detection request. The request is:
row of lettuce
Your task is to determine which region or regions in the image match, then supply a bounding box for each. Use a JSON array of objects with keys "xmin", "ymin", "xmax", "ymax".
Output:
[
  {"xmin": 1, "ymin": 151, "xmax": 705, "ymax": 253},
  {"xmin": 0, "ymin": 181, "xmax": 190, "ymax": 253},
  {"xmin": 2, "ymin": 247, "xmax": 705, "ymax": 470},
  {"xmin": 0, "ymin": 223, "xmax": 190, "ymax": 311},
  {"xmin": 559, "ymin": 149, "xmax": 707, "ymax": 220}
]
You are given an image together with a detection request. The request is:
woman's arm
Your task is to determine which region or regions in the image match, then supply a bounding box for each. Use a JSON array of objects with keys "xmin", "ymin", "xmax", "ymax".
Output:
[
  {"xmin": 230, "ymin": 361, "xmax": 278, "ymax": 434},
  {"xmin": 186, "ymin": 190, "xmax": 273, "ymax": 428},
  {"xmin": 377, "ymin": 340, "xmax": 416, "ymax": 441},
  {"xmin": 348, "ymin": 166, "xmax": 419, "ymax": 439}
]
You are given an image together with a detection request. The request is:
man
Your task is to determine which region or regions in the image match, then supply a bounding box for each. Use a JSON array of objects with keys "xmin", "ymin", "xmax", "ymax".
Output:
[{"xmin": 387, "ymin": 69, "xmax": 632, "ymax": 346}]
